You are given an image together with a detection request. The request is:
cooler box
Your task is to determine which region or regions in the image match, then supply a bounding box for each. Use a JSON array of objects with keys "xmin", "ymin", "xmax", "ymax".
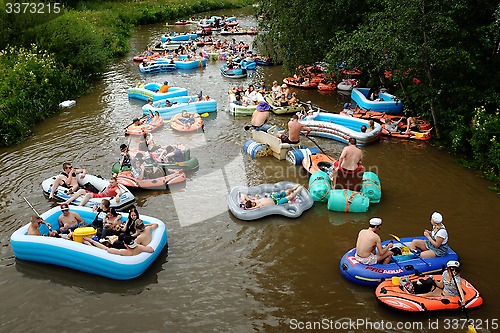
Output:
[{"xmin": 72, "ymin": 227, "xmax": 97, "ymax": 243}]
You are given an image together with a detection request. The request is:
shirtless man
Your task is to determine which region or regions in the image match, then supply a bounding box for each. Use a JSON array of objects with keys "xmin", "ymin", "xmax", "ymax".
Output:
[
  {"xmin": 244, "ymin": 184, "xmax": 303, "ymax": 209},
  {"xmin": 28, "ymin": 215, "xmax": 51, "ymax": 236},
  {"xmin": 248, "ymin": 101, "xmax": 272, "ymax": 132},
  {"xmin": 49, "ymin": 203, "xmax": 85, "ymax": 236},
  {"xmin": 49, "ymin": 162, "xmax": 87, "ymax": 199},
  {"xmin": 132, "ymin": 220, "xmax": 159, "ymax": 246},
  {"xmin": 63, "ymin": 177, "xmax": 122, "ymax": 206},
  {"xmin": 276, "ymin": 114, "xmax": 311, "ymax": 144},
  {"xmin": 337, "ymin": 137, "xmax": 363, "ymax": 172},
  {"xmin": 354, "ymin": 217, "xmax": 393, "ymax": 265}
]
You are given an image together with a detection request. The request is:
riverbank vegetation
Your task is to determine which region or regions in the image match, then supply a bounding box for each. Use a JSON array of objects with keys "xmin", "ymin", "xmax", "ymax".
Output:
[
  {"xmin": 255, "ymin": 0, "xmax": 500, "ymax": 189},
  {"xmin": 0, "ymin": 0, "xmax": 253, "ymax": 146}
]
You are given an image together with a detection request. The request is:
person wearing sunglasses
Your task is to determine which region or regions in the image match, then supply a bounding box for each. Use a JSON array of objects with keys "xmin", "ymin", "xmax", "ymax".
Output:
[{"xmin": 49, "ymin": 162, "xmax": 86, "ymax": 199}]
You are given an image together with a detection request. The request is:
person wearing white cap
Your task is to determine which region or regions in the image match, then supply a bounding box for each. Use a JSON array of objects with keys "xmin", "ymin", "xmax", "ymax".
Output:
[
  {"xmin": 409, "ymin": 212, "xmax": 449, "ymax": 258},
  {"xmin": 420, "ymin": 260, "xmax": 465, "ymax": 299},
  {"xmin": 354, "ymin": 217, "xmax": 393, "ymax": 265}
]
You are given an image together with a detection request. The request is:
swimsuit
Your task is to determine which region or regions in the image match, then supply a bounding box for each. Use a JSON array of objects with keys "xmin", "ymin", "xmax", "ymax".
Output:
[
  {"xmin": 355, "ymin": 252, "xmax": 377, "ymax": 265},
  {"xmin": 333, "ymin": 160, "xmax": 363, "ymax": 174},
  {"xmin": 279, "ymin": 134, "xmax": 300, "ymax": 144},
  {"xmin": 270, "ymin": 191, "xmax": 289, "ymax": 205}
]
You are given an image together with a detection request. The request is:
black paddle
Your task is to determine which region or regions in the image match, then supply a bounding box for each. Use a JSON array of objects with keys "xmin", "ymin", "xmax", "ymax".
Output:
[
  {"xmin": 450, "ymin": 269, "xmax": 477, "ymax": 333},
  {"xmin": 389, "ymin": 234, "xmax": 431, "ymax": 266}
]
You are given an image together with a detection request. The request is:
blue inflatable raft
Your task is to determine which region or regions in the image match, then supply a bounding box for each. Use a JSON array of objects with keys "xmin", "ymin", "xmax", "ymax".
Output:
[
  {"xmin": 10, "ymin": 206, "xmax": 168, "ymax": 280},
  {"xmin": 351, "ymin": 88, "xmax": 404, "ymax": 114},
  {"xmin": 339, "ymin": 236, "xmax": 459, "ymax": 286},
  {"xmin": 127, "ymin": 84, "xmax": 188, "ymax": 102}
]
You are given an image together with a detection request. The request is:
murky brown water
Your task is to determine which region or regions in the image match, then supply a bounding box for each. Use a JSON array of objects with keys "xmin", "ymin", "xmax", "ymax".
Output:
[{"xmin": 0, "ymin": 6, "xmax": 499, "ymax": 333}]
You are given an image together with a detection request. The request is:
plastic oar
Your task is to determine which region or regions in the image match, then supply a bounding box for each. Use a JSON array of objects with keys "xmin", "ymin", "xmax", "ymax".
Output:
[
  {"xmin": 23, "ymin": 197, "xmax": 52, "ymax": 231},
  {"xmin": 23, "ymin": 196, "xmax": 41, "ymax": 217},
  {"xmin": 389, "ymin": 234, "xmax": 431, "ymax": 266},
  {"xmin": 304, "ymin": 135, "xmax": 336, "ymax": 161},
  {"xmin": 451, "ymin": 271, "xmax": 477, "ymax": 333}
]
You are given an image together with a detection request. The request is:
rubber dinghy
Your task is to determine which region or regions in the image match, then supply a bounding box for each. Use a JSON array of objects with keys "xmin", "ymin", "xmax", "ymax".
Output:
[
  {"xmin": 339, "ymin": 236, "xmax": 459, "ymax": 286},
  {"xmin": 376, "ymin": 274, "xmax": 483, "ymax": 312},
  {"xmin": 10, "ymin": 206, "xmax": 167, "ymax": 280},
  {"xmin": 42, "ymin": 174, "xmax": 135, "ymax": 211},
  {"xmin": 227, "ymin": 182, "xmax": 314, "ymax": 221}
]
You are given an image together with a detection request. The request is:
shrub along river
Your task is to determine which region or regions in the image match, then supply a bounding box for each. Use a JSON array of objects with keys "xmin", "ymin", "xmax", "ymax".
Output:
[{"xmin": 0, "ymin": 6, "xmax": 498, "ymax": 333}]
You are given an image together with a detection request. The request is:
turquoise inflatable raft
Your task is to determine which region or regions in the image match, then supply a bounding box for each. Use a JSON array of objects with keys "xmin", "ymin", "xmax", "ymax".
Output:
[
  {"xmin": 360, "ymin": 171, "xmax": 382, "ymax": 203},
  {"xmin": 308, "ymin": 170, "xmax": 331, "ymax": 202},
  {"xmin": 327, "ymin": 189, "xmax": 370, "ymax": 212}
]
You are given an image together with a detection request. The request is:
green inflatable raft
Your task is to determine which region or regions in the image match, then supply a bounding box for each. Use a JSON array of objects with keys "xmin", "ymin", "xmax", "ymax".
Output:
[
  {"xmin": 327, "ymin": 189, "xmax": 370, "ymax": 213},
  {"xmin": 360, "ymin": 171, "xmax": 381, "ymax": 203},
  {"xmin": 308, "ymin": 171, "xmax": 331, "ymax": 202}
]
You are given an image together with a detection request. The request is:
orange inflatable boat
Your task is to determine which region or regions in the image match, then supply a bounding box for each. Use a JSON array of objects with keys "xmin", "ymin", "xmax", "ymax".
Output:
[
  {"xmin": 125, "ymin": 117, "xmax": 164, "ymax": 136},
  {"xmin": 301, "ymin": 154, "xmax": 336, "ymax": 174},
  {"xmin": 170, "ymin": 112, "xmax": 204, "ymax": 132},
  {"xmin": 116, "ymin": 169, "xmax": 186, "ymax": 189},
  {"xmin": 375, "ymin": 274, "xmax": 483, "ymax": 312}
]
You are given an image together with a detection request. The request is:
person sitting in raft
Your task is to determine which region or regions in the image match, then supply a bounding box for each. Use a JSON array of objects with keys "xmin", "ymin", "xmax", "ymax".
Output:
[
  {"xmin": 62, "ymin": 176, "xmax": 122, "ymax": 206},
  {"xmin": 243, "ymin": 184, "xmax": 303, "ymax": 210},
  {"xmin": 28, "ymin": 215, "xmax": 51, "ymax": 236},
  {"xmin": 405, "ymin": 116, "xmax": 431, "ymax": 135},
  {"xmin": 246, "ymin": 101, "xmax": 272, "ymax": 132},
  {"xmin": 341, "ymin": 102, "xmax": 354, "ymax": 116},
  {"xmin": 354, "ymin": 217, "xmax": 393, "ymax": 265},
  {"xmin": 409, "ymin": 212, "xmax": 449, "ymax": 257},
  {"xmin": 161, "ymin": 145, "xmax": 185, "ymax": 163},
  {"xmin": 136, "ymin": 80, "xmax": 145, "ymax": 88},
  {"xmin": 360, "ymin": 125, "xmax": 367, "ymax": 133},
  {"xmin": 366, "ymin": 120, "xmax": 375, "ymax": 133},
  {"xmin": 118, "ymin": 144, "xmax": 131, "ymax": 171},
  {"xmin": 278, "ymin": 94, "xmax": 289, "ymax": 107},
  {"xmin": 332, "ymin": 137, "xmax": 363, "ymax": 175},
  {"xmin": 133, "ymin": 219, "xmax": 159, "ymax": 246},
  {"xmin": 271, "ymin": 81, "xmax": 280, "ymax": 99},
  {"xmin": 418, "ymin": 261, "xmax": 465, "ymax": 298},
  {"xmin": 131, "ymin": 156, "xmax": 146, "ymax": 180},
  {"xmin": 233, "ymin": 94, "xmax": 245, "ymax": 106},
  {"xmin": 83, "ymin": 234, "xmax": 154, "ymax": 256},
  {"xmin": 384, "ymin": 117, "xmax": 403, "ymax": 132},
  {"xmin": 276, "ymin": 114, "xmax": 311, "ymax": 144},
  {"xmin": 158, "ymin": 81, "xmax": 170, "ymax": 93},
  {"xmin": 173, "ymin": 110, "xmax": 195, "ymax": 128},
  {"xmin": 49, "ymin": 203, "xmax": 85, "ymax": 238},
  {"xmin": 49, "ymin": 162, "xmax": 87, "ymax": 198},
  {"xmin": 288, "ymin": 92, "xmax": 299, "ymax": 106},
  {"xmin": 98, "ymin": 207, "xmax": 123, "ymax": 242}
]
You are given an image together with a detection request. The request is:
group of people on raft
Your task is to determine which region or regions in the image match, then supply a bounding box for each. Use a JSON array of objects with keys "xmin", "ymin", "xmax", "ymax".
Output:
[
  {"xmin": 355, "ymin": 213, "xmax": 465, "ymax": 299},
  {"xmin": 28, "ymin": 202, "xmax": 157, "ymax": 256}
]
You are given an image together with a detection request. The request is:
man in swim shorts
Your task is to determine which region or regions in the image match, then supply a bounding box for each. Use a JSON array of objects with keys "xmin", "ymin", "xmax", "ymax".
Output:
[
  {"xmin": 276, "ymin": 114, "xmax": 311, "ymax": 144},
  {"xmin": 244, "ymin": 184, "xmax": 303, "ymax": 209},
  {"xmin": 354, "ymin": 217, "xmax": 393, "ymax": 265}
]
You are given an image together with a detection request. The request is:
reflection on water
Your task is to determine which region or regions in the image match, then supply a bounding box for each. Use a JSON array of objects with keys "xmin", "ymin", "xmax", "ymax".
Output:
[{"xmin": 0, "ymin": 6, "xmax": 499, "ymax": 332}]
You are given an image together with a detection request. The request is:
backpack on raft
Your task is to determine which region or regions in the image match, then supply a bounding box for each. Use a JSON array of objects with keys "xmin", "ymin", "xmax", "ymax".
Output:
[{"xmin": 82, "ymin": 182, "xmax": 100, "ymax": 194}]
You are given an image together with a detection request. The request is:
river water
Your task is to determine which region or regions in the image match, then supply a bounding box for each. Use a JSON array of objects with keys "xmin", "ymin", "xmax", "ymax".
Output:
[{"xmin": 0, "ymin": 6, "xmax": 499, "ymax": 333}]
